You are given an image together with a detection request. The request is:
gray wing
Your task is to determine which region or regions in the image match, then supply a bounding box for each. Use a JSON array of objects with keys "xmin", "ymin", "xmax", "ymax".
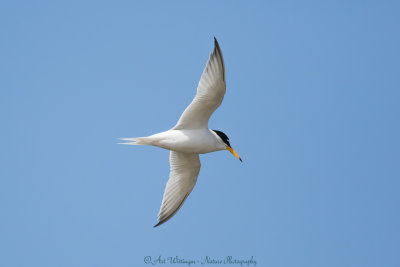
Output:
[
  {"xmin": 154, "ymin": 151, "xmax": 201, "ymax": 227},
  {"xmin": 173, "ymin": 38, "xmax": 226, "ymax": 130}
]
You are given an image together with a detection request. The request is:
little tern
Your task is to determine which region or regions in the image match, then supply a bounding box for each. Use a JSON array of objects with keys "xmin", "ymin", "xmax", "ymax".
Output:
[{"xmin": 119, "ymin": 38, "xmax": 241, "ymax": 227}]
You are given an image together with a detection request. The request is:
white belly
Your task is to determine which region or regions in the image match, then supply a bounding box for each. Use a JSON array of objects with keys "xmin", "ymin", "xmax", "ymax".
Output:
[{"xmin": 149, "ymin": 129, "xmax": 224, "ymax": 154}]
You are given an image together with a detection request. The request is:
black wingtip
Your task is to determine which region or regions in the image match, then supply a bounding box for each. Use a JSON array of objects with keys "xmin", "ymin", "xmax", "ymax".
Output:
[
  {"xmin": 153, "ymin": 219, "xmax": 166, "ymax": 228},
  {"xmin": 211, "ymin": 37, "xmax": 224, "ymax": 81},
  {"xmin": 239, "ymin": 157, "xmax": 243, "ymax": 162}
]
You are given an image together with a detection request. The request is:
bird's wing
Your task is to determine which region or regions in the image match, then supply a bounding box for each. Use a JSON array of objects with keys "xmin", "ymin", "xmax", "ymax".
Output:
[
  {"xmin": 173, "ymin": 38, "xmax": 226, "ymax": 130},
  {"xmin": 154, "ymin": 151, "xmax": 201, "ymax": 227}
]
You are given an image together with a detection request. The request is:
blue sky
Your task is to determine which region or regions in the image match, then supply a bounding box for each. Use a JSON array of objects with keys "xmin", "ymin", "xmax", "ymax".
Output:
[{"xmin": 1, "ymin": 1, "xmax": 399, "ymax": 267}]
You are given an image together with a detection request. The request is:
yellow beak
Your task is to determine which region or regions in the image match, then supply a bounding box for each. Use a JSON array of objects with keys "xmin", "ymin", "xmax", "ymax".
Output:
[{"xmin": 226, "ymin": 146, "xmax": 242, "ymax": 162}]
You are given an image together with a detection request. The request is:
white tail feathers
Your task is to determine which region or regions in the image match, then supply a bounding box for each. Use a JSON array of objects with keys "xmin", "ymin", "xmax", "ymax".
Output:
[{"xmin": 117, "ymin": 137, "xmax": 152, "ymax": 145}]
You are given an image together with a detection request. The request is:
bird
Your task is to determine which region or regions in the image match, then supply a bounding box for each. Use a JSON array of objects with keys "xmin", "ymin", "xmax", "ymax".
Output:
[{"xmin": 119, "ymin": 37, "xmax": 241, "ymax": 227}]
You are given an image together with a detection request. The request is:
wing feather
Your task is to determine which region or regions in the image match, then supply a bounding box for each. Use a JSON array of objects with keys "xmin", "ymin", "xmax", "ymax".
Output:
[
  {"xmin": 154, "ymin": 151, "xmax": 201, "ymax": 227},
  {"xmin": 173, "ymin": 38, "xmax": 226, "ymax": 129}
]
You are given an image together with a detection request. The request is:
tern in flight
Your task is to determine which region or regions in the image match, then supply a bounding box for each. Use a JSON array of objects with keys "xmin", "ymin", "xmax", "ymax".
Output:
[{"xmin": 119, "ymin": 38, "xmax": 241, "ymax": 227}]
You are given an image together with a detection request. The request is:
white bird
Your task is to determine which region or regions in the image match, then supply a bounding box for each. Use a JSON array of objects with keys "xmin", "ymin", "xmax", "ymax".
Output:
[{"xmin": 119, "ymin": 38, "xmax": 241, "ymax": 227}]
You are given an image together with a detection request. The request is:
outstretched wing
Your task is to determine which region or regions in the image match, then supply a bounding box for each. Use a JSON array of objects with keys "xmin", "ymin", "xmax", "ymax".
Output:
[
  {"xmin": 154, "ymin": 151, "xmax": 201, "ymax": 227},
  {"xmin": 173, "ymin": 38, "xmax": 226, "ymax": 130}
]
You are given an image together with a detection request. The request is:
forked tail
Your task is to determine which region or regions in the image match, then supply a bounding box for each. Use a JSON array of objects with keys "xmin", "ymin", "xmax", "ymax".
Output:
[{"xmin": 117, "ymin": 137, "xmax": 152, "ymax": 145}]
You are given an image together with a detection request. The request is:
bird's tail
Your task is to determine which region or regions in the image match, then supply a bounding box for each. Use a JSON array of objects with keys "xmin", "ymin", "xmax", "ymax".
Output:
[{"xmin": 117, "ymin": 137, "xmax": 152, "ymax": 145}]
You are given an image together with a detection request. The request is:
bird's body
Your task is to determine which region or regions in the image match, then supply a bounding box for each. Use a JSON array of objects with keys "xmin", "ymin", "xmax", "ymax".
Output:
[
  {"xmin": 119, "ymin": 38, "xmax": 241, "ymax": 227},
  {"xmin": 123, "ymin": 129, "xmax": 226, "ymax": 154}
]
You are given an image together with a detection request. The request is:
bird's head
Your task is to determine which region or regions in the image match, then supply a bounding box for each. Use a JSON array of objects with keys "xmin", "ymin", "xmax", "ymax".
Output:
[{"xmin": 212, "ymin": 130, "xmax": 242, "ymax": 162}]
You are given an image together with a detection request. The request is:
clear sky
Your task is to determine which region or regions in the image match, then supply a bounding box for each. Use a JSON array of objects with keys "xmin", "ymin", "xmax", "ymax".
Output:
[{"xmin": 1, "ymin": 1, "xmax": 399, "ymax": 267}]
